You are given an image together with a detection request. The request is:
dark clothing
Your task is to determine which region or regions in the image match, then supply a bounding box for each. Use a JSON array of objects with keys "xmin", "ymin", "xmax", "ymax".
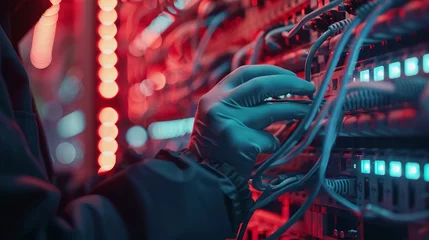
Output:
[{"xmin": 0, "ymin": 1, "xmax": 239, "ymax": 239}]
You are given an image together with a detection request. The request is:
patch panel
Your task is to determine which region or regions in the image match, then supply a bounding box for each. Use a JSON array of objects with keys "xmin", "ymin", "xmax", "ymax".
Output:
[
  {"xmin": 299, "ymin": 44, "xmax": 429, "ymax": 109},
  {"xmin": 317, "ymin": 151, "xmax": 429, "ymax": 213}
]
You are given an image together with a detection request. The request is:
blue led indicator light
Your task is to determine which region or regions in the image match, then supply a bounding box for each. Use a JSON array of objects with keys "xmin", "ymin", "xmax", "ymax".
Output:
[
  {"xmin": 374, "ymin": 160, "xmax": 386, "ymax": 175},
  {"xmin": 389, "ymin": 161, "xmax": 402, "ymax": 177},
  {"xmin": 405, "ymin": 162, "xmax": 420, "ymax": 180},
  {"xmin": 373, "ymin": 66, "xmax": 384, "ymax": 81},
  {"xmin": 388, "ymin": 62, "xmax": 401, "ymax": 79},
  {"xmin": 360, "ymin": 70, "xmax": 370, "ymax": 82},
  {"xmin": 361, "ymin": 160, "xmax": 371, "ymax": 174},
  {"xmin": 423, "ymin": 54, "xmax": 429, "ymax": 73},
  {"xmin": 424, "ymin": 164, "xmax": 429, "ymax": 182},
  {"xmin": 404, "ymin": 57, "xmax": 419, "ymax": 76}
]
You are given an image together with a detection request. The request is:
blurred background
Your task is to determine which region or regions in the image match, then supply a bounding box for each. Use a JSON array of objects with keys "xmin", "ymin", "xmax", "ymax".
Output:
[{"xmin": 19, "ymin": 0, "xmax": 196, "ymax": 181}]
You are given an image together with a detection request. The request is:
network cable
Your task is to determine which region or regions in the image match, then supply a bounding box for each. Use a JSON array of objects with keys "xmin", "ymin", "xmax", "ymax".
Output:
[
  {"xmin": 231, "ymin": 42, "xmax": 254, "ymax": 70},
  {"xmin": 248, "ymin": 1, "xmax": 344, "ymax": 65},
  {"xmin": 248, "ymin": 2, "xmax": 387, "ymax": 239},
  {"xmin": 237, "ymin": 76, "xmax": 412, "ymax": 240},
  {"xmin": 269, "ymin": 2, "xmax": 412, "ymax": 236},
  {"xmin": 169, "ymin": 11, "xmax": 229, "ymax": 102},
  {"xmin": 251, "ymin": 3, "xmax": 366, "ymax": 193},
  {"xmin": 319, "ymin": 1, "xmax": 429, "ymax": 222},
  {"xmin": 252, "ymin": 81, "xmax": 395, "ymax": 212},
  {"xmin": 239, "ymin": 99, "xmax": 333, "ymax": 240},
  {"xmin": 251, "ymin": 13, "xmax": 363, "ymax": 192},
  {"xmin": 250, "ymin": 0, "xmax": 345, "ymax": 66},
  {"xmin": 284, "ymin": 0, "xmax": 344, "ymax": 39},
  {"xmin": 190, "ymin": 11, "xmax": 229, "ymax": 77},
  {"xmin": 319, "ymin": 0, "xmax": 409, "ymax": 215},
  {"xmin": 264, "ymin": 83, "xmax": 406, "ymax": 239},
  {"xmin": 304, "ymin": 19, "xmax": 352, "ymax": 85},
  {"xmin": 248, "ymin": 28, "xmax": 277, "ymax": 65},
  {"xmin": 249, "ymin": 24, "xmax": 296, "ymax": 65}
]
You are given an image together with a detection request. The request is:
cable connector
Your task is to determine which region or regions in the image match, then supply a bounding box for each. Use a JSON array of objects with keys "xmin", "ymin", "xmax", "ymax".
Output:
[
  {"xmin": 305, "ymin": 10, "xmax": 347, "ymax": 32},
  {"xmin": 325, "ymin": 178, "xmax": 356, "ymax": 197},
  {"xmin": 328, "ymin": 18, "xmax": 353, "ymax": 35}
]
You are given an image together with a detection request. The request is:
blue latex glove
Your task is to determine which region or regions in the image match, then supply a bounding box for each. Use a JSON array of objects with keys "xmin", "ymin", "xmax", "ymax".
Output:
[{"xmin": 189, "ymin": 65, "xmax": 316, "ymax": 179}]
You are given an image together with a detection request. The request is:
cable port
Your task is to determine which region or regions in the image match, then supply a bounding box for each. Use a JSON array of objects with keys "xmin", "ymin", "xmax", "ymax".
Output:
[{"xmin": 364, "ymin": 177, "xmax": 370, "ymax": 200}]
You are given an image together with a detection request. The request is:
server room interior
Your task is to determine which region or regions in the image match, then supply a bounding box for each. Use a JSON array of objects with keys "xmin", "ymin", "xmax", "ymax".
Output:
[{"xmin": 18, "ymin": 0, "xmax": 429, "ymax": 239}]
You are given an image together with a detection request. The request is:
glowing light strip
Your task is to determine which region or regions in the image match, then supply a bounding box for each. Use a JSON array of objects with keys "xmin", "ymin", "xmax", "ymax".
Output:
[
  {"xmin": 97, "ymin": 0, "xmax": 119, "ymax": 173},
  {"xmin": 30, "ymin": 1, "xmax": 61, "ymax": 69}
]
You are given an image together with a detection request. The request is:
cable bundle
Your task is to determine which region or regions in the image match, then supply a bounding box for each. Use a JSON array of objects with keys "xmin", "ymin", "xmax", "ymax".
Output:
[{"xmin": 236, "ymin": 1, "xmax": 428, "ymax": 239}]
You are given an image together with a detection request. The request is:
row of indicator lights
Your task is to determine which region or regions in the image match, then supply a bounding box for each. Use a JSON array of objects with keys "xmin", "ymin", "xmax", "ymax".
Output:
[
  {"xmin": 359, "ymin": 54, "xmax": 429, "ymax": 82},
  {"xmin": 97, "ymin": 0, "xmax": 119, "ymax": 173},
  {"xmin": 361, "ymin": 160, "xmax": 429, "ymax": 181}
]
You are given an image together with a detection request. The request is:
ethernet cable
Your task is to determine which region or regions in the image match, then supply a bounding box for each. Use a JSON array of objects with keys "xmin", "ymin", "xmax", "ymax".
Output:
[
  {"xmin": 251, "ymin": 13, "xmax": 362, "ymax": 192},
  {"xmin": 249, "ymin": 0, "xmax": 345, "ymax": 66},
  {"xmin": 170, "ymin": 11, "xmax": 229, "ymax": 101},
  {"xmin": 253, "ymin": 81, "xmax": 398, "ymax": 208},
  {"xmin": 251, "ymin": 2, "xmax": 386, "ymax": 238},
  {"xmin": 249, "ymin": 0, "xmax": 344, "ymax": 65},
  {"xmin": 248, "ymin": 24, "xmax": 295, "ymax": 65},
  {"xmin": 190, "ymin": 11, "xmax": 229, "ymax": 77},
  {"xmin": 283, "ymin": 0, "xmax": 344, "ymax": 39},
  {"xmin": 304, "ymin": 19, "xmax": 352, "ymax": 86},
  {"xmin": 231, "ymin": 42, "xmax": 254, "ymax": 70},
  {"xmin": 319, "ymin": 0, "xmax": 408, "ymax": 215},
  {"xmin": 238, "ymin": 79, "xmax": 406, "ymax": 240}
]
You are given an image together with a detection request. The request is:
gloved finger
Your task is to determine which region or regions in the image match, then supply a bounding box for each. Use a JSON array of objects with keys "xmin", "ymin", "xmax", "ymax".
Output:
[
  {"xmin": 219, "ymin": 64, "xmax": 296, "ymax": 90},
  {"xmin": 246, "ymin": 129, "xmax": 280, "ymax": 154},
  {"xmin": 241, "ymin": 102, "xmax": 312, "ymax": 129},
  {"xmin": 228, "ymin": 74, "xmax": 315, "ymax": 106}
]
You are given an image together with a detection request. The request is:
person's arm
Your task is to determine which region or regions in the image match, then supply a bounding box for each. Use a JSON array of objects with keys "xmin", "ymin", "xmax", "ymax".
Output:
[{"xmin": 0, "ymin": 112, "xmax": 239, "ymax": 240}]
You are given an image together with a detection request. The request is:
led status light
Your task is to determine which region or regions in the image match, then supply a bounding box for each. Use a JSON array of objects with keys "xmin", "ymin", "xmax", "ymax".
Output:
[
  {"xmin": 389, "ymin": 161, "xmax": 402, "ymax": 177},
  {"xmin": 360, "ymin": 70, "xmax": 370, "ymax": 82},
  {"xmin": 404, "ymin": 57, "xmax": 419, "ymax": 76},
  {"xmin": 374, "ymin": 160, "xmax": 386, "ymax": 175},
  {"xmin": 405, "ymin": 162, "xmax": 420, "ymax": 180},
  {"xmin": 423, "ymin": 54, "xmax": 429, "ymax": 73},
  {"xmin": 424, "ymin": 164, "xmax": 429, "ymax": 182},
  {"xmin": 361, "ymin": 160, "xmax": 371, "ymax": 174},
  {"xmin": 373, "ymin": 66, "xmax": 384, "ymax": 81},
  {"xmin": 388, "ymin": 62, "xmax": 401, "ymax": 79}
]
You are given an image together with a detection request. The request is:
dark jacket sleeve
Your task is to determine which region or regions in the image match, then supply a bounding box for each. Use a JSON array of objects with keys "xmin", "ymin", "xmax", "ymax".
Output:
[{"xmin": 0, "ymin": 112, "xmax": 237, "ymax": 240}]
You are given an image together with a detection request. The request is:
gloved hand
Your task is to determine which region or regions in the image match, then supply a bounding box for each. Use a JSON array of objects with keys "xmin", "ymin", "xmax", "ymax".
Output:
[{"xmin": 188, "ymin": 65, "xmax": 316, "ymax": 180}]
